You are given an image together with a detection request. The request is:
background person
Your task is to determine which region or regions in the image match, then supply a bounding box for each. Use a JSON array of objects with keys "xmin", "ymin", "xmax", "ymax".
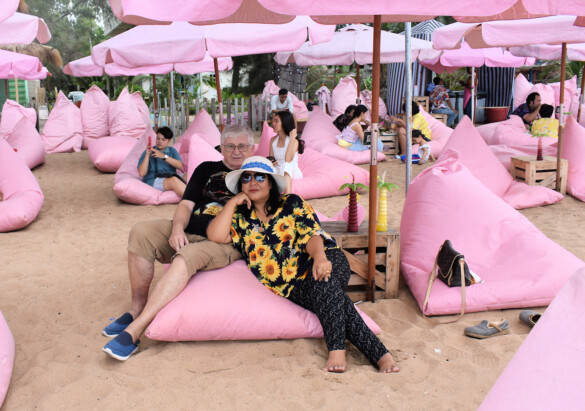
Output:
[
  {"xmin": 531, "ymin": 104, "xmax": 558, "ymax": 138},
  {"xmin": 271, "ymin": 88, "xmax": 294, "ymax": 114},
  {"xmin": 336, "ymin": 105, "xmax": 383, "ymax": 152},
  {"xmin": 269, "ymin": 110, "xmax": 304, "ymax": 194},
  {"xmin": 512, "ymin": 92, "xmax": 541, "ymax": 129},
  {"xmin": 390, "ymin": 101, "xmax": 431, "ymax": 156},
  {"xmin": 429, "ymin": 77, "xmax": 457, "ymax": 127}
]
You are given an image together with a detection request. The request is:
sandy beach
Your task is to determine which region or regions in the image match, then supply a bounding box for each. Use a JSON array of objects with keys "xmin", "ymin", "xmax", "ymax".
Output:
[{"xmin": 1, "ymin": 149, "xmax": 584, "ymax": 410}]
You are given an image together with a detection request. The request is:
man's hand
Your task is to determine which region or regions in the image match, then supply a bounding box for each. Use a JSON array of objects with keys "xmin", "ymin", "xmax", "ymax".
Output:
[{"xmin": 169, "ymin": 228, "xmax": 189, "ymax": 251}]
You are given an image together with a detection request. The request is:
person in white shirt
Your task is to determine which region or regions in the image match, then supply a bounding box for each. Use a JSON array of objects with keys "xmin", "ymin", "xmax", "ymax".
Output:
[{"xmin": 271, "ymin": 88, "xmax": 294, "ymax": 114}]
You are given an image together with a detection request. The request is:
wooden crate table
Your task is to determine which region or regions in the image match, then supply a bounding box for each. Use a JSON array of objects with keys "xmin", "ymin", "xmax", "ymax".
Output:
[
  {"xmin": 320, "ymin": 221, "xmax": 400, "ymax": 302},
  {"xmin": 510, "ymin": 155, "xmax": 568, "ymax": 195},
  {"xmin": 379, "ymin": 131, "xmax": 398, "ymax": 156}
]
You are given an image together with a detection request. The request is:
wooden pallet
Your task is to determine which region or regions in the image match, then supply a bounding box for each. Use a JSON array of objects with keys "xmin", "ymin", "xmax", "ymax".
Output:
[{"xmin": 510, "ymin": 155, "xmax": 568, "ymax": 195}]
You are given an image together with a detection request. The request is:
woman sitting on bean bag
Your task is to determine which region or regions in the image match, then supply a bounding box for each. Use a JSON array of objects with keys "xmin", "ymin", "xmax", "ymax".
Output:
[
  {"xmin": 138, "ymin": 126, "xmax": 185, "ymax": 197},
  {"xmin": 336, "ymin": 105, "xmax": 383, "ymax": 152}
]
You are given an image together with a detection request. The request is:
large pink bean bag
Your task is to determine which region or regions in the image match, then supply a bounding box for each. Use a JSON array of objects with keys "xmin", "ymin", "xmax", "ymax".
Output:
[
  {"xmin": 182, "ymin": 133, "xmax": 222, "ymax": 182},
  {"xmin": 476, "ymin": 121, "xmax": 504, "ymax": 145},
  {"xmin": 0, "ymin": 310, "xmax": 14, "ymax": 407},
  {"xmin": 479, "ymin": 268, "xmax": 585, "ymax": 411},
  {"xmin": 439, "ymin": 117, "xmax": 563, "ymax": 209},
  {"xmin": 302, "ymin": 107, "xmax": 385, "ymax": 165},
  {"xmin": 513, "ymin": 73, "xmax": 574, "ymax": 110},
  {"xmin": 88, "ymin": 136, "xmax": 139, "ymax": 173},
  {"xmin": 109, "ymin": 88, "xmax": 146, "ymax": 139},
  {"xmin": 0, "ymin": 138, "xmax": 44, "ymax": 232},
  {"xmin": 494, "ymin": 115, "xmax": 558, "ymax": 146},
  {"xmin": 174, "ymin": 109, "xmax": 221, "ymax": 153},
  {"xmin": 513, "ymin": 73, "xmax": 532, "ymax": 110},
  {"xmin": 569, "ymin": 96, "xmax": 585, "ymax": 127},
  {"xmin": 419, "ymin": 107, "xmax": 453, "ymax": 157},
  {"xmin": 146, "ymin": 260, "xmax": 380, "ymax": 342},
  {"xmin": 41, "ymin": 91, "xmax": 83, "ymax": 153},
  {"xmin": 130, "ymin": 90, "xmax": 151, "ymax": 130},
  {"xmin": 255, "ymin": 121, "xmax": 371, "ymax": 199},
  {"xmin": 0, "ymin": 99, "xmax": 36, "ymax": 136},
  {"xmin": 261, "ymin": 80, "xmax": 309, "ymax": 120},
  {"xmin": 330, "ymin": 77, "xmax": 387, "ymax": 123},
  {"xmin": 113, "ymin": 130, "xmax": 181, "ymax": 205},
  {"xmin": 400, "ymin": 156, "xmax": 584, "ymax": 316},
  {"xmin": 360, "ymin": 89, "xmax": 388, "ymax": 122},
  {"xmin": 80, "ymin": 85, "xmax": 110, "ymax": 149},
  {"xmin": 4, "ymin": 116, "xmax": 45, "ymax": 169},
  {"xmin": 488, "ymin": 143, "xmax": 557, "ymax": 171},
  {"xmin": 550, "ymin": 75, "xmax": 577, "ymax": 108},
  {"xmin": 560, "ymin": 116, "xmax": 585, "ymax": 202}
]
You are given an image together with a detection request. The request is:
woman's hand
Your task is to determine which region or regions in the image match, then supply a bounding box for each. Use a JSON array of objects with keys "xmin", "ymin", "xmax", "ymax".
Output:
[
  {"xmin": 289, "ymin": 128, "xmax": 297, "ymax": 140},
  {"xmin": 233, "ymin": 192, "xmax": 252, "ymax": 209},
  {"xmin": 312, "ymin": 255, "xmax": 333, "ymax": 282}
]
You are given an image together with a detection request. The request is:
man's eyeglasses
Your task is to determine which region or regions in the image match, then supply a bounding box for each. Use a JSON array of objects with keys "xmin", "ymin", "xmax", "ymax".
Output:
[
  {"xmin": 222, "ymin": 144, "xmax": 250, "ymax": 152},
  {"xmin": 240, "ymin": 172, "xmax": 267, "ymax": 184}
]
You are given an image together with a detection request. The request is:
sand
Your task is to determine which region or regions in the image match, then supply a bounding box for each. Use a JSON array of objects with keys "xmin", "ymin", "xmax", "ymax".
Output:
[{"xmin": 1, "ymin": 150, "xmax": 584, "ymax": 410}]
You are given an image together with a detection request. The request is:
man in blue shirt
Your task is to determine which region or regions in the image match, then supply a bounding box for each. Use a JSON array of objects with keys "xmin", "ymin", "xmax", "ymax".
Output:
[{"xmin": 512, "ymin": 92, "xmax": 542, "ymax": 129}]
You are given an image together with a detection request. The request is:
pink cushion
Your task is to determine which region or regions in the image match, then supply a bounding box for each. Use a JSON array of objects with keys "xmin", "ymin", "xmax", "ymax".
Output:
[
  {"xmin": 0, "ymin": 138, "xmax": 44, "ymax": 232},
  {"xmin": 0, "ymin": 99, "xmax": 36, "ymax": 136},
  {"xmin": 360, "ymin": 89, "xmax": 388, "ymax": 122},
  {"xmin": 569, "ymin": 96, "xmax": 585, "ymax": 127},
  {"xmin": 513, "ymin": 73, "xmax": 532, "ymax": 110},
  {"xmin": 489, "ymin": 143, "xmax": 557, "ymax": 171},
  {"xmin": 130, "ymin": 91, "xmax": 151, "ymax": 130},
  {"xmin": 561, "ymin": 116, "xmax": 585, "ymax": 202},
  {"xmin": 439, "ymin": 117, "xmax": 563, "ymax": 209},
  {"xmin": 302, "ymin": 107, "xmax": 385, "ymax": 165},
  {"xmin": 550, "ymin": 75, "xmax": 577, "ymax": 108},
  {"xmin": 113, "ymin": 130, "xmax": 181, "ymax": 205},
  {"xmin": 494, "ymin": 116, "xmax": 558, "ymax": 146},
  {"xmin": 479, "ymin": 268, "xmax": 585, "ymax": 411},
  {"xmin": 419, "ymin": 107, "xmax": 453, "ymax": 157},
  {"xmin": 476, "ymin": 121, "xmax": 504, "ymax": 145},
  {"xmin": 4, "ymin": 116, "xmax": 45, "ymax": 169},
  {"xmin": 88, "ymin": 136, "xmax": 138, "ymax": 173},
  {"xmin": 0, "ymin": 310, "xmax": 14, "ymax": 407},
  {"xmin": 529, "ymin": 83, "xmax": 555, "ymax": 107},
  {"xmin": 145, "ymin": 260, "xmax": 380, "ymax": 341},
  {"xmin": 175, "ymin": 109, "xmax": 220, "ymax": 151},
  {"xmin": 80, "ymin": 85, "xmax": 110, "ymax": 147},
  {"xmin": 400, "ymin": 156, "xmax": 584, "ymax": 316},
  {"xmin": 108, "ymin": 88, "xmax": 146, "ymax": 139},
  {"xmin": 41, "ymin": 91, "xmax": 83, "ymax": 153},
  {"xmin": 255, "ymin": 121, "xmax": 273, "ymax": 157},
  {"xmin": 331, "ymin": 76, "xmax": 360, "ymax": 118},
  {"xmin": 183, "ymin": 133, "xmax": 223, "ymax": 182}
]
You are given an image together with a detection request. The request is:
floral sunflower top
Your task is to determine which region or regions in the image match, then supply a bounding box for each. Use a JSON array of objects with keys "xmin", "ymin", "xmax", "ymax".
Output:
[{"xmin": 230, "ymin": 194, "xmax": 338, "ymax": 298}]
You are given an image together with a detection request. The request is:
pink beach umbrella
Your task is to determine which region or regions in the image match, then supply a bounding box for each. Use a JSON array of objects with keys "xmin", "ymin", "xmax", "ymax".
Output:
[
  {"xmin": 0, "ymin": 49, "xmax": 48, "ymax": 80},
  {"xmin": 0, "ymin": 12, "xmax": 51, "ymax": 45},
  {"xmin": 0, "ymin": 0, "xmax": 18, "ymax": 24}
]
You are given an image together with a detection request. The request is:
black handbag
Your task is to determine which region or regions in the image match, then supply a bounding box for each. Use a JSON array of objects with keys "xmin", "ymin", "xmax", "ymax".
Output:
[{"xmin": 423, "ymin": 240, "xmax": 473, "ymax": 322}]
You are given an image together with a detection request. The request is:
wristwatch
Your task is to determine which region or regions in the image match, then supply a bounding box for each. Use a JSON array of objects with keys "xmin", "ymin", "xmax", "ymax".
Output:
[{"xmin": 164, "ymin": 154, "xmax": 168, "ymax": 160}]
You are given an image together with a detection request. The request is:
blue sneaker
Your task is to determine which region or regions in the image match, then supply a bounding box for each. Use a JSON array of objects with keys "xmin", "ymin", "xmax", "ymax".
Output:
[
  {"xmin": 102, "ymin": 312, "xmax": 133, "ymax": 337},
  {"xmin": 103, "ymin": 332, "xmax": 139, "ymax": 361}
]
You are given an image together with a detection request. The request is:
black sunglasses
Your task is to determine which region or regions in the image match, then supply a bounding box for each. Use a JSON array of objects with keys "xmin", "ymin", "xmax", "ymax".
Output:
[{"xmin": 240, "ymin": 172, "xmax": 267, "ymax": 184}]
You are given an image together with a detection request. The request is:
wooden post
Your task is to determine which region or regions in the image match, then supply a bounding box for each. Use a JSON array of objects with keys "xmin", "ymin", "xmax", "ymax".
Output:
[
  {"xmin": 214, "ymin": 58, "xmax": 224, "ymax": 131},
  {"xmin": 248, "ymin": 96, "xmax": 253, "ymax": 128},
  {"xmin": 226, "ymin": 99, "xmax": 232, "ymax": 125},
  {"xmin": 211, "ymin": 98, "xmax": 217, "ymax": 125},
  {"xmin": 185, "ymin": 93, "xmax": 190, "ymax": 128},
  {"xmin": 356, "ymin": 64, "xmax": 361, "ymax": 103},
  {"xmin": 195, "ymin": 98, "xmax": 200, "ymax": 115},
  {"xmin": 368, "ymin": 15, "xmax": 382, "ymax": 303},
  {"xmin": 235, "ymin": 98, "xmax": 239, "ymax": 125},
  {"xmin": 556, "ymin": 43, "xmax": 567, "ymax": 192}
]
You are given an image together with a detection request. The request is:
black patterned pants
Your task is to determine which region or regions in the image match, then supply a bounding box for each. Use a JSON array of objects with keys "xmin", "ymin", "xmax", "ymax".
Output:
[{"xmin": 288, "ymin": 248, "xmax": 389, "ymax": 365}]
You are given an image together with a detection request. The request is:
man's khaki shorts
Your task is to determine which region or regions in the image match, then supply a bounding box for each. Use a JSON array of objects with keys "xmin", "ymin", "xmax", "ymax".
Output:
[{"xmin": 127, "ymin": 219, "xmax": 241, "ymax": 276}]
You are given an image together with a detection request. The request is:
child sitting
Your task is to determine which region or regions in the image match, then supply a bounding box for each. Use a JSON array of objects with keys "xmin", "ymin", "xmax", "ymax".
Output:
[
  {"xmin": 531, "ymin": 104, "xmax": 559, "ymax": 138},
  {"xmin": 400, "ymin": 130, "xmax": 434, "ymax": 164}
]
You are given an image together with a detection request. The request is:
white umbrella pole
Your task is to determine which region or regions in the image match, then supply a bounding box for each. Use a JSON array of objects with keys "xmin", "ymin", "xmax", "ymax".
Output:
[
  {"xmin": 556, "ymin": 43, "xmax": 567, "ymax": 192},
  {"xmin": 170, "ymin": 71, "xmax": 176, "ymax": 132},
  {"xmin": 578, "ymin": 65, "xmax": 585, "ymax": 123},
  {"xmin": 405, "ymin": 23, "xmax": 413, "ymax": 192},
  {"xmin": 471, "ymin": 67, "xmax": 476, "ymax": 124}
]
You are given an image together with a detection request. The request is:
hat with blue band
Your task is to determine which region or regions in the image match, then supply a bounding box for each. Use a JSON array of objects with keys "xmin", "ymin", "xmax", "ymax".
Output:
[{"xmin": 225, "ymin": 156, "xmax": 288, "ymax": 194}]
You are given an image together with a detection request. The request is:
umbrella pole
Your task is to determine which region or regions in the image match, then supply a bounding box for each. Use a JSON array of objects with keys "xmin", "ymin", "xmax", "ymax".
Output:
[
  {"xmin": 214, "ymin": 58, "xmax": 224, "ymax": 132},
  {"xmin": 556, "ymin": 43, "xmax": 567, "ymax": 192},
  {"xmin": 153, "ymin": 74, "xmax": 158, "ymax": 132},
  {"xmin": 471, "ymin": 67, "xmax": 476, "ymax": 124},
  {"xmin": 578, "ymin": 64, "xmax": 585, "ymax": 122},
  {"xmin": 405, "ymin": 23, "xmax": 413, "ymax": 193},
  {"xmin": 356, "ymin": 64, "xmax": 361, "ymax": 103},
  {"xmin": 15, "ymin": 78, "xmax": 19, "ymax": 104},
  {"xmin": 170, "ymin": 71, "xmax": 176, "ymax": 132},
  {"xmin": 367, "ymin": 15, "xmax": 382, "ymax": 303}
]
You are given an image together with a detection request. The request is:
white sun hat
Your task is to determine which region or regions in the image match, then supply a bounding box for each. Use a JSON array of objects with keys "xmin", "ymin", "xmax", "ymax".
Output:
[{"xmin": 225, "ymin": 156, "xmax": 288, "ymax": 194}]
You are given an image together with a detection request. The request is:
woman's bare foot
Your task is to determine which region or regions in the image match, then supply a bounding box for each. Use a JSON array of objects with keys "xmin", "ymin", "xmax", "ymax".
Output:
[
  {"xmin": 323, "ymin": 350, "xmax": 346, "ymax": 373},
  {"xmin": 377, "ymin": 353, "xmax": 399, "ymax": 373}
]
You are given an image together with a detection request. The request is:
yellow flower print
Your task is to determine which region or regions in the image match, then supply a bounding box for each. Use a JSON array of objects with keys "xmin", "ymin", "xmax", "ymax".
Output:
[
  {"xmin": 256, "ymin": 245, "xmax": 272, "ymax": 260},
  {"xmin": 274, "ymin": 243, "xmax": 283, "ymax": 254},
  {"xmin": 275, "ymin": 215, "xmax": 295, "ymax": 235},
  {"xmin": 270, "ymin": 283, "xmax": 287, "ymax": 297},
  {"xmin": 292, "ymin": 207, "xmax": 303, "ymax": 217},
  {"xmin": 248, "ymin": 250, "xmax": 260, "ymax": 267},
  {"xmin": 230, "ymin": 226, "xmax": 240, "ymax": 242},
  {"xmin": 282, "ymin": 257, "xmax": 298, "ymax": 282},
  {"xmin": 297, "ymin": 224, "xmax": 313, "ymax": 237},
  {"xmin": 259, "ymin": 258, "xmax": 281, "ymax": 282}
]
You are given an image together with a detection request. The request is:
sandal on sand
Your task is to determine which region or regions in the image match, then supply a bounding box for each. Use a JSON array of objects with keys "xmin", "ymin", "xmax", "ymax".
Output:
[
  {"xmin": 519, "ymin": 310, "xmax": 541, "ymax": 328},
  {"xmin": 464, "ymin": 319, "xmax": 510, "ymax": 339}
]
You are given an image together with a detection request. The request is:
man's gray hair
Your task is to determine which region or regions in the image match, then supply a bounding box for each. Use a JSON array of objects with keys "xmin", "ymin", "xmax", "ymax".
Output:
[{"xmin": 221, "ymin": 124, "xmax": 254, "ymax": 146}]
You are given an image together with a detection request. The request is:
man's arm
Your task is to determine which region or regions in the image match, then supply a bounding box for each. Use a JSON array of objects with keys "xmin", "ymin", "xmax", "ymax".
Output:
[
  {"xmin": 270, "ymin": 95, "xmax": 279, "ymax": 113},
  {"xmin": 168, "ymin": 199, "xmax": 195, "ymax": 251},
  {"xmin": 287, "ymin": 96, "xmax": 294, "ymax": 113},
  {"xmin": 523, "ymin": 104, "xmax": 541, "ymax": 124}
]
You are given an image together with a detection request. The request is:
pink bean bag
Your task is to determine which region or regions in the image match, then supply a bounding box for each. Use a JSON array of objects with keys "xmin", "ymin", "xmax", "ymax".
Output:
[
  {"xmin": 174, "ymin": 109, "xmax": 221, "ymax": 153},
  {"xmin": 130, "ymin": 90, "xmax": 151, "ymax": 130},
  {"xmin": 560, "ymin": 116, "xmax": 585, "ymax": 202},
  {"xmin": 569, "ymin": 96, "xmax": 585, "ymax": 127},
  {"xmin": 4, "ymin": 116, "xmax": 44, "ymax": 169},
  {"xmin": 80, "ymin": 85, "xmax": 110, "ymax": 149},
  {"xmin": 439, "ymin": 117, "xmax": 563, "ymax": 209},
  {"xmin": 330, "ymin": 77, "xmax": 387, "ymax": 123},
  {"xmin": 400, "ymin": 156, "xmax": 584, "ymax": 316},
  {"xmin": 476, "ymin": 121, "xmax": 504, "ymax": 145},
  {"xmin": 113, "ymin": 130, "xmax": 182, "ymax": 205},
  {"xmin": 419, "ymin": 107, "xmax": 453, "ymax": 157},
  {"xmin": 261, "ymin": 80, "xmax": 309, "ymax": 120},
  {"xmin": 0, "ymin": 310, "xmax": 14, "ymax": 407},
  {"xmin": 108, "ymin": 88, "xmax": 146, "ymax": 139},
  {"xmin": 360, "ymin": 89, "xmax": 388, "ymax": 122},
  {"xmin": 550, "ymin": 75, "xmax": 577, "ymax": 108},
  {"xmin": 529, "ymin": 83, "xmax": 555, "ymax": 107},
  {"xmin": 513, "ymin": 73, "xmax": 532, "ymax": 110},
  {"xmin": 146, "ymin": 260, "xmax": 380, "ymax": 342},
  {"xmin": 0, "ymin": 138, "xmax": 44, "ymax": 232},
  {"xmin": 479, "ymin": 268, "xmax": 585, "ymax": 411},
  {"xmin": 41, "ymin": 91, "xmax": 83, "ymax": 153},
  {"xmin": 88, "ymin": 136, "xmax": 139, "ymax": 173},
  {"xmin": 0, "ymin": 99, "xmax": 36, "ymax": 136},
  {"xmin": 493, "ymin": 115, "xmax": 558, "ymax": 147},
  {"xmin": 488, "ymin": 143, "xmax": 557, "ymax": 171},
  {"xmin": 182, "ymin": 133, "xmax": 222, "ymax": 182},
  {"xmin": 256, "ymin": 121, "xmax": 371, "ymax": 199},
  {"xmin": 513, "ymin": 73, "xmax": 572, "ymax": 111},
  {"xmin": 302, "ymin": 107, "xmax": 385, "ymax": 165}
]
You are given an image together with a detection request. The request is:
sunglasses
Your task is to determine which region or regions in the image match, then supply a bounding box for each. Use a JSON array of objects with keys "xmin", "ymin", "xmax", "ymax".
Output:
[{"xmin": 240, "ymin": 172, "xmax": 267, "ymax": 184}]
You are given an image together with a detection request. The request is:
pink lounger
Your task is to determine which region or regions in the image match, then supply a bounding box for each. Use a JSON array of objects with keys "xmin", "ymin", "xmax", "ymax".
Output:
[
  {"xmin": 302, "ymin": 107, "xmax": 386, "ymax": 165},
  {"xmin": 88, "ymin": 136, "xmax": 138, "ymax": 173},
  {"xmin": 0, "ymin": 310, "xmax": 14, "ymax": 407},
  {"xmin": 80, "ymin": 85, "xmax": 110, "ymax": 149},
  {"xmin": 4, "ymin": 116, "xmax": 45, "ymax": 169},
  {"xmin": 479, "ymin": 268, "xmax": 585, "ymax": 411},
  {"xmin": 0, "ymin": 138, "xmax": 44, "ymax": 232},
  {"xmin": 146, "ymin": 260, "xmax": 380, "ymax": 342},
  {"xmin": 438, "ymin": 117, "xmax": 563, "ymax": 209},
  {"xmin": 400, "ymin": 156, "xmax": 584, "ymax": 316},
  {"xmin": 561, "ymin": 116, "xmax": 585, "ymax": 202},
  {"xmin": 41, "ymin": 91, "xmax": 83, "ymax": 153}
]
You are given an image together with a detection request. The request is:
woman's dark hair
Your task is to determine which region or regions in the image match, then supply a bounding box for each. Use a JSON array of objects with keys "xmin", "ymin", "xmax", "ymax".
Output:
[
  {"xmin": 157, "ymin": 126, "xmax": 173, "ymax": 140},
  {"xmin": 412, "ymin": 129, "xmax": 422, "ymax": 138},
  {"xmin": 349, "ymin": 104, "xmax": 368, "ymax": 121},
  {"xmin": 274, "ymin": 111, "xmax": 305, "ymax": 154},
  {"xmin": 344, "ymin": 104, "xmax": 357, "ymax": 116},
  {"xmin": 539, "ymin": 104, "xmax": 554, "ymax": 118},
  {"xmin": 236, "ymin": 174, "xmax": 283, "ymax": 217},
  {"xmin": 402, "ymin": 101, "xmax": 420, "ymax": 115}
]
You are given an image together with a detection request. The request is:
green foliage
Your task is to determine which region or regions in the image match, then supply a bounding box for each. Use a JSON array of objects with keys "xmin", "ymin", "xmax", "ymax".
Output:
[
  {"xmin": 377, "ymin": 175, "xmax": 398, "ymax": 192},
  {"xmin": 339, "ymin": 173, "xmax": 368, "ymax": 192},
  {"xmin": 363, "ymin": 76, "xmax": 373, "ymax": 90}
]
